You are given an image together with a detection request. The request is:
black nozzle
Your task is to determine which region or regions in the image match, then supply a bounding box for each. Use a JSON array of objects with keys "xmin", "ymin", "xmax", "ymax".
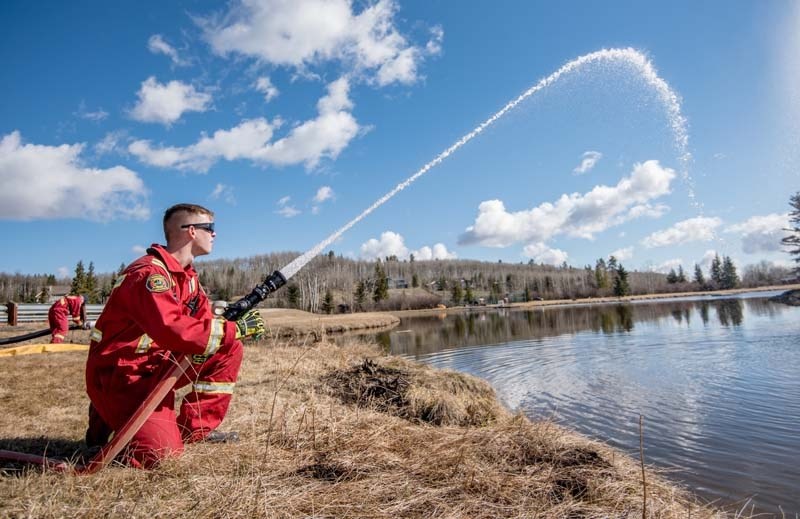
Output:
[{"xmin": 222, "ymin": 270, "xmax": 287, "ymax": 321}]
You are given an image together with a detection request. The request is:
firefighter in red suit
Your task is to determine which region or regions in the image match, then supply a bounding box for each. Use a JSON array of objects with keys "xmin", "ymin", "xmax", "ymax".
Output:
[
  {"xmin": 85, "ymin": 203, "xmax": 265, "ymax": 468},
  {"xmin": 48, "ymin": 294, "xmax": 87, "ymax": 343}
]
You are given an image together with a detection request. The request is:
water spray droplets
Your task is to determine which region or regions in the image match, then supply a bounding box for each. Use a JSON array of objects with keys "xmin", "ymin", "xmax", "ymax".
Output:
[{"xmin": 281, "ymin": 48, "xmax": 694, "ymax": 281}]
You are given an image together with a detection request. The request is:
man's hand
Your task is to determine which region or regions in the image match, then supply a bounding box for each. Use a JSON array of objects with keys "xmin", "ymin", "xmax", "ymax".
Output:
[{"xmin": 235, "ymin": 309, "xmax": 265, "ymax": 340}]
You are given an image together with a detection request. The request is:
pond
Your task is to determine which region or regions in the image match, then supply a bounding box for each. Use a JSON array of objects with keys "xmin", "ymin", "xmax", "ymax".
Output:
[{"xmin": 374, "ymin": 292, "xmax": 800, "ymax": 516}]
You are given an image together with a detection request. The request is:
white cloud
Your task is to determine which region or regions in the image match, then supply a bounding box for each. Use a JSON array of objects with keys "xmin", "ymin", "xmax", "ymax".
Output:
[
  {"xmin": 573, "ymin": 150, "xmax": 602, "ymax": 174},
  {"xmin": 275, "ymin": 196, "xmax": 299, "ymax": 218},
  {"xmin": 94, "ymin": 130, "xmax": 127, "ymax": 156},
  {"xmin": 313, "ymin": 185, "xmax": 334, "ymax": 202},
  {"xmin": 0, "ymin": 131, "xmax": 148, "ymax": 221},
  {"xmin": 74, "ymin": 101, "xmax": 108, "ymax": 122},
  {"xmin": 132, "ymin": 245, "xmax": 147, "ymax": 255},
  {"xmin": 359, "ymin": 231, "xmax": 456, "ymax": 260},
  {"xmin": 642, "ymin": 216, "xmax": 722, "ymax": 248},
  {"xmin": 254, "ymin": 76, "xmax": 279, "ymax": 102},
  {"xmin": 201, "ymin": 0, "xmax": 440, "ymax": 86},
  {"xmin": 523, "ymin": 242, "xmax": 568, "ymax": 266},
  {"xmin": 129, "ymin": 77, "xmax": 358, "ymax": 171},
  {"xmin": 147, "ymin": 34, "xmax": 188, "ymax": 66},
  {"xmin": 459, "ymin": 160, "xmax": 675, "ymax": 247},
  {"xmin": 360, "ymin": 231, "xmax": 408, "ymax": 259},
  {"xmin": 724, "ymin": 213, "xmax": 789, "ymax": 254},
  {"xmin": 650, "ymin": 258, "xmax": 684, "ymax": 274},
  {"xmin": 412, "ymin": 243, "xmax": 456, "ymax": 261},
  {"xmin": 610, "ymin": 247, "xmax": 634, "ymax": 261},
  {"xmin": 130, "ymin": 77, "xmax": 212, "ymax": 126},
  {"xmin": 209, "ymin": 183, "xmax": 236, "ymax": 205}
]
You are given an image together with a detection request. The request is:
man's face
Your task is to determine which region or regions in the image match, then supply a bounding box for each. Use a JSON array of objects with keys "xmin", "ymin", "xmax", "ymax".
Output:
[{"xmin": 184, "ymin": 213, "xmax": 216, "ymax": 257}]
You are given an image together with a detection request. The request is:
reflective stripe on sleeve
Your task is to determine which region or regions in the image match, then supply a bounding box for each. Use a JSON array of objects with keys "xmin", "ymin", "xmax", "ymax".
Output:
[
  {"xmin": 135, "ymin": 334, "xmax": 153, "ymax": 353},
  {"xmin": 192, "ymin": 381, "xmax": 236, "ymax": 394},
  {"xmin": 189, "ymin": 277, "xmax": 196, "ymax": 294},
  {"xmin": 89, "ymin": 328, "xmax": 103, "ymax": 343},
  {"xmin": 203, "ymin": 317, "xmax": 226, "ymax": 355}
]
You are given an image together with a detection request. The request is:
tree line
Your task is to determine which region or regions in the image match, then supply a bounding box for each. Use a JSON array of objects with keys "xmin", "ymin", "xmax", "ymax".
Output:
[
  {"xmin": 3, "ymin": 190, "xmax": 799, "ymax": 310},
  {"xmin": 0, "ymin": 252, "xmax": 793, "ymax": 310}
]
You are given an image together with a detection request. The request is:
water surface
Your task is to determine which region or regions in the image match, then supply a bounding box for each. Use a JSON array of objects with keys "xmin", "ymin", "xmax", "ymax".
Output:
[{"xmin": 377, "ymin": 293, "xmax": 800, "ymax": 515}]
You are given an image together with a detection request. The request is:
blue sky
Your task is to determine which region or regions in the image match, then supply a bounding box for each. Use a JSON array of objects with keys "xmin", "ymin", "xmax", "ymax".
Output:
[{"xmin": 2, "ymin": 1, "xmax": 798, "ymax": 279}]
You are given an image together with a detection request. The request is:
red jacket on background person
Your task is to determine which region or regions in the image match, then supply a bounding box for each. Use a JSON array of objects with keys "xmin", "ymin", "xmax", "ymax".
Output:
[
  {"xmin": 85, "ymin": 243, "xmax": 243, "ymax": 468},
  {"xmin": 48, "ymin": 295, "xmax": 86, "ymax": 343}
]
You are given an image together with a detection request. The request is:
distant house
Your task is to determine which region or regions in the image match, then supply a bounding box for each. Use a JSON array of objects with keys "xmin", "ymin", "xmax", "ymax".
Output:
[
  {"xmin": 388, "ymin": 277, "xmax": 409, "ymax": 289},
  {"xmin": 46, "ymin": 285, "xmax": 72, "ymax": 303}
]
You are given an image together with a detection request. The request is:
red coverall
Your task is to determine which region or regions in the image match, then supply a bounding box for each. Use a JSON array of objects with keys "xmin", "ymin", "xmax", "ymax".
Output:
[
  {"xmin": 48, "ymin": 295, "xmax": 84, "ymax": 343},
  {"xmin": 85, "ymin": 244, "xmax": 242, "ymax": 468}
]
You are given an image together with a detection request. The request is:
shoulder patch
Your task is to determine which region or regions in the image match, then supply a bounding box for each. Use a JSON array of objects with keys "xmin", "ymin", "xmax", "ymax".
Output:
[{"xmin": 146, "ymin": 274, "xmax": 171, "ymax": 293}]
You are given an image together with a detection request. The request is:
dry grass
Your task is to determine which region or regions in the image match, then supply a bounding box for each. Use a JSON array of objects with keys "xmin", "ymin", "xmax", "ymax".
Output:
[
  {"xmin": 1, "ymin": 331, "xmax": 742, "ymax": 518},
  {"xmin": 260, "ymin": 309, "xmax": 400, "ymax": 339}
]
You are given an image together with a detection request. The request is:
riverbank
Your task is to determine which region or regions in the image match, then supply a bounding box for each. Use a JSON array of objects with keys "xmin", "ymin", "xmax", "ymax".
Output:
[
  {"xmin": 1, "ymin": 334, "xmax": 737, "ymax": 518},
  {"xmin": 261, "ymin": 308, "xmax": 400, "ymax": 338},
  {"xmin": 388, "ymin": 283, "xmax": 800, "ymax": 318}
]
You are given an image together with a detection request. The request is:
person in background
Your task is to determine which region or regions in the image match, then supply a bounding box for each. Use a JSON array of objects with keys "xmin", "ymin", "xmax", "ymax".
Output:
[
  {"xmin": 48, "ymin": 294, "xmax": 87, "ymax": 343},
  {"xmin": 84, "ymin": 203, "xmax": 265, "ymax": 468}
]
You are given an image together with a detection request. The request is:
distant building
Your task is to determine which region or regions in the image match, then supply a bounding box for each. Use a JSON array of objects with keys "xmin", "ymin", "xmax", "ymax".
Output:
[
  {"xmin": 46, "ymin": 285, "xmax": 72, "ymax": 303},
  {"xmin": 388, "ymin": 277, "xmax": 409, "ymax": 289}
]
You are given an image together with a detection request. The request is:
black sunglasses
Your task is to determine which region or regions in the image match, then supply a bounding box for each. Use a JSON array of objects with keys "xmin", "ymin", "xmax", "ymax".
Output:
[{"xmin": 181, "ymin": 222, "xmax": 215, "ymax": 233}]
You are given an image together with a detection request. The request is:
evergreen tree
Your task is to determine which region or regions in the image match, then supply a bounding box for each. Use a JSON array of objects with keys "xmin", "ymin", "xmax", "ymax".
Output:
[
  {"xmin": 595, "ymin": 258, "xmax": 608, "ymax": 289},
  {"xmin": 411, "ymin": 273, "xmax": 419, "ymax": 288},
  {"xmin": 86, "ymin": 261, "xmax": 99, "ymax": 303},
  {"xmin": 613, "ymin": 264, "xmax": 630, "ymax": 297},
  {"xmin": 354, "ymin": 281, "xmax": 367, "ymax": 309},
  {"xmin": 523, "ymin": 284, "xmax": 531, "ymax": 302},
  {"xmin": 710, "ymin": 253, "xmax": 723, "ymax": 288},
  {"xmin": 286, "ymin": 284, "xmax": 300, "ymax": 308},
  {"xmin": 465, "ymin": 285, "xmax": 475, "ymax": 304},
  {"xmin": 450, "ymin": 282, "xmax": 463, "ymax": 306},
  {"xmin": 781, "ymin": 191, "xmax": 800, "ymax": 276},
  {"xmin": 693, "ymin": 263, "xmax": 706, "ymax": 287},
  {"xmin": 70, "ymin": 260, "xmax": 87, "ymax": 295},
  {"xmin": 721, "ymin": 256, "xmax": 740, "ymax": 289},
  {"xmin": 666, "ymin": 268, "xmax": 679, "ymax": 284},
  {"xmin": 677, "ymin": 265, "xmax": 687, "ymax": 284},
  {"xmin": 321, "ymin": 289, "xmax": 334, "ymax": 314},
  {"xmin": 372, "ymin": 261, "xmax": 388, "ymax": 303}
]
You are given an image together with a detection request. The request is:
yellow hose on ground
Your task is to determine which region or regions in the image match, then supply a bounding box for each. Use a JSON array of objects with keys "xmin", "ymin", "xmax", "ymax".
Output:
[{"xmin": 0, "ymin": 343, "xmax": 88, "ymax": 357}]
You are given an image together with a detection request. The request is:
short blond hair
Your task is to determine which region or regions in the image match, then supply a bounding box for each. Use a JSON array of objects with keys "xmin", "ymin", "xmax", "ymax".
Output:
[{"xmin": 163, "ymin": 203, "xmax": 214, "ymax": 241}]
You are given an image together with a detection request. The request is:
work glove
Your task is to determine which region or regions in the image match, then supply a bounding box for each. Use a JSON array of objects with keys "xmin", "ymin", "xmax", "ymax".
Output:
[{"xmin": 235, "ymin": 309, "xmax": 265, "ymax": 340}]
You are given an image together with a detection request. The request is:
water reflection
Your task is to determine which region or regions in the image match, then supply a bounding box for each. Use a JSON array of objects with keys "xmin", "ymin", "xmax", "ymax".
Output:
[
  {"xmin": 382, "ymin": 297, "xmax": 769, "ymax": 357},
  {"xmin": 375, "ymin": 294, "xmax": 800, "ymax": 516}
]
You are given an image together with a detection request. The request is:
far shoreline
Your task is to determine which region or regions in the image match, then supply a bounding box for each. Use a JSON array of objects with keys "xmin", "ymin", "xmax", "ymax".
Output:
[{"xmin": 386, "ymin": 283, "xmax": 800, "ymax": 318}]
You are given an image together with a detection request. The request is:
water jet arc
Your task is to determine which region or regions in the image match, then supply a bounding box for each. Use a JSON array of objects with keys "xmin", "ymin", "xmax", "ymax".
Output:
[{"xmin": 230, "ymin": 48, "xmax": 692, "ymax": 316}]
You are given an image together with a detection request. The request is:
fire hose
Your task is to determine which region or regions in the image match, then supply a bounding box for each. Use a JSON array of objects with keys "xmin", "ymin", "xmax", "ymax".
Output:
[{"xmin": 0, "ymin": 324, "xmax": 83, "ymax": 346}]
